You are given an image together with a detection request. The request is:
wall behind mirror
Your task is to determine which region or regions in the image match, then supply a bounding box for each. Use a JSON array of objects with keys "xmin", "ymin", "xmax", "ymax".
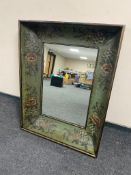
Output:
[{"xmin": 42, "ymin": 44, "xmax": 98, "ymax": 126}]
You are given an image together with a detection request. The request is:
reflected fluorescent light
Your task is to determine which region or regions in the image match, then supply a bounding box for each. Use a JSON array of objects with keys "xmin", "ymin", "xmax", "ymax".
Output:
[
  {"xmin": 80, "ymin": 56, "xmax": 88, "ymax": 60},
  {"xmin": 70, "ymin": 48, "xmax": 79, "ymax": 52}
]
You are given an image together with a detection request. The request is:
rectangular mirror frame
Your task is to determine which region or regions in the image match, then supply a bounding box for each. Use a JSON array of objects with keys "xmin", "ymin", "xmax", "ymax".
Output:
[{"xmin": 19, "ymin": 21, "xmax": 124, "ymax": 157}]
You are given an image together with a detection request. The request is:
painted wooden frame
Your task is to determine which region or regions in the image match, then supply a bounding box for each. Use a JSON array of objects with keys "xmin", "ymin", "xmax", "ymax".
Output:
[{"xmin": 19, "ymin": 21, "xmax": 124, "ymax": 157}]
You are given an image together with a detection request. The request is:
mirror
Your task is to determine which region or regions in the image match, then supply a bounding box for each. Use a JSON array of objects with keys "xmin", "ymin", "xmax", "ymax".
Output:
[
  {"xmin": 20, "ymin": 21, "xmax": 124, "ymax": 157},
  {"xmin": 42, "ymin": 44, "xmax": 98, "ymax": 126}
]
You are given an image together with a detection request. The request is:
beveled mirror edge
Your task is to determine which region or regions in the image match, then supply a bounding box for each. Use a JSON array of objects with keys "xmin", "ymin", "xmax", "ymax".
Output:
[{"xmin": 19, "ymin": 20, "xmax": 125, "ymax": 158}]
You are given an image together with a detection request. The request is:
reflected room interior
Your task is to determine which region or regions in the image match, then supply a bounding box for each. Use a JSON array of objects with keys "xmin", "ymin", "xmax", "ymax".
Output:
[{"xmin": 42, "ymin": 44, "xmax": 98, "ymax": 127}]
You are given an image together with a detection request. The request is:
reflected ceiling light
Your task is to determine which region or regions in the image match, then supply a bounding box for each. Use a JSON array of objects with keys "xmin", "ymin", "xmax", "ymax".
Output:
[
  {"xmin": 70, "ymin": 48, "xmax": 79, "ymax": 52},
  {"xmin": 80, "ymin": 56, "xmax": 88, "ymax": 60}
]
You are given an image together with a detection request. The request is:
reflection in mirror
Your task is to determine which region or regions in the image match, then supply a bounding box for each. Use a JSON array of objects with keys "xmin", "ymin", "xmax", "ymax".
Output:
[{"xmin": 42, "ymin": 44, "xmax": 98, "ymax": 126}]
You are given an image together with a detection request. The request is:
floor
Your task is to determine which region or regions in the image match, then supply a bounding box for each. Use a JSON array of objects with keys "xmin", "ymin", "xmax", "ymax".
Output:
[
  {"xmin": 42, "ymin": 79, "xmax": 91, "ymax": 126},
  {"xmin": 0, "ymin": 93, "xmax": 131, "ymax": 175}
]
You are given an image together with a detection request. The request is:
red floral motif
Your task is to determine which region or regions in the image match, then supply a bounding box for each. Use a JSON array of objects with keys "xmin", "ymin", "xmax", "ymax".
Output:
[
  {"xmin": 26, "ymin": 53, "xmax": 37, "ymax": 64},
  {"xmin": 90, "ymin": 113, "xmax": 101, "ymax": 127},
  {"xmin": 71, "ymin": 131, "xmax": 81, "ymax": 141},
  {"xmin": 25, "ymin": 97, "xmax": 37, "ymax": 108},
  {"xmin": 101, "ymin": 63, "xmax": 112, "ymax": 73}
]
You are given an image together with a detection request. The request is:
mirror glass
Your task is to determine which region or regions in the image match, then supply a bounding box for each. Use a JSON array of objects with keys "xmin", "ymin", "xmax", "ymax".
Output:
[{"xmin": 42, "ymin": 43, "xmax": 98, "ymax": 126}]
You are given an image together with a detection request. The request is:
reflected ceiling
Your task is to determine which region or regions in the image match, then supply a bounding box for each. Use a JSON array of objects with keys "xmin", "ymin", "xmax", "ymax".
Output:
[{"xmin": 45, "ymin": 44, "xmax": 98, "ymax": 61}]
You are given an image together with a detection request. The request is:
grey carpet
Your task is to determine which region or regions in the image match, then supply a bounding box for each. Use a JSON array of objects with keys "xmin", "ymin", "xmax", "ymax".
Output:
[
  {"xmin": 0, "ymin": 93, "xmax": 131, "ymax": 175},
  {"xmin": 42, "ymin": 80, "xmax": 91, "ymax": 126}
]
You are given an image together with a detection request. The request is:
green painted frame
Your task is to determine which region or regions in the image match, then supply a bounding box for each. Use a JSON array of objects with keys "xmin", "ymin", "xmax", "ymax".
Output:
[{"xmin": 19, "ymin": 21, "xmax": 124, "ymax": 157}]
